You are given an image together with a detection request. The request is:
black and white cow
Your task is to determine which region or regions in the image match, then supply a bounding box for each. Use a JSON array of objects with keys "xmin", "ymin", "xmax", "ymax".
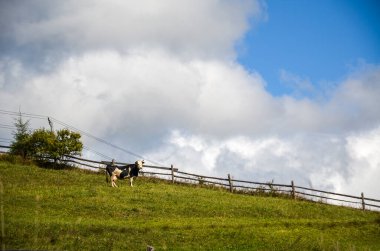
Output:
[{"xmin": 105, "ymin": 160, "xmax": 144, "ymax": 187}]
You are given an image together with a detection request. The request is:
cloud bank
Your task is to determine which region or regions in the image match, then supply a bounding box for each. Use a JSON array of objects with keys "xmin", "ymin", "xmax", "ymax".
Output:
[
  {"xmin": 1, "ymin": 0, "xmax": 380, "ymax": 198},
  {"xmin": 0, "ymin": 0, "xmax": 260, "ymax": 64}
]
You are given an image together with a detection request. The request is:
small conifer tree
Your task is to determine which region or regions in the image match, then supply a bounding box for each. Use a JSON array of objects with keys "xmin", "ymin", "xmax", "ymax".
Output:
[{"xmin": 10, "ymin": 113, "xmax": 31, "ymax": 159}]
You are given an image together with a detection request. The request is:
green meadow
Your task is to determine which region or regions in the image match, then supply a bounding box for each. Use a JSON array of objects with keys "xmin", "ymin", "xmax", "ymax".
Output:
[{"xmin": 0, "ymin": 158, "xmax": 379, "ymax": 250}]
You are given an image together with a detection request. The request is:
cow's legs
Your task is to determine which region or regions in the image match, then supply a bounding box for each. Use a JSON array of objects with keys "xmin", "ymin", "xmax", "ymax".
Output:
[
  {"xmin": 130, "ymin": 177, "xmax": 134, "ymax": 187},
  {"xmin": 111, "ymin": 175, "xmax": 118, "ymax": 187}
]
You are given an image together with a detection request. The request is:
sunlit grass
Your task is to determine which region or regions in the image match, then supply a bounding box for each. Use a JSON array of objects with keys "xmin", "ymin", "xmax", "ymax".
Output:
[{"xmin": 1, "ymin": 159, "xmax": 379, "ymax": 250}]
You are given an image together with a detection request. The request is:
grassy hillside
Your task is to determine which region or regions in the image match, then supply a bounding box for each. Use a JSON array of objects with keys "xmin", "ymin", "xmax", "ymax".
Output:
[{"xmin": 0, "ymin": 159, "xmax": 379, "ymax": 250}]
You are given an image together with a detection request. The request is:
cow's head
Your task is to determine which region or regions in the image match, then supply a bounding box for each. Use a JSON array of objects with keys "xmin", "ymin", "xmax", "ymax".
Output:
[{"xmin": 135, "ymin": 160, "xmax": 145, "ymax": 170}]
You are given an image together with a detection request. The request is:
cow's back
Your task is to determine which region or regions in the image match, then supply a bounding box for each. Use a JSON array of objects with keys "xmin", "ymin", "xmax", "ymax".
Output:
[{"xmin": 106, "ymin": 165, "xmax": 116, "ymax": 176}]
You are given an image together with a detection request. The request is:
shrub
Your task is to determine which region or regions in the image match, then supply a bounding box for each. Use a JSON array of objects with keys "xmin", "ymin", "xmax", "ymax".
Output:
[
  {"xmin": 28, "ymin": 128, "xmax": 56, "ymax": 160},
  {"xmin": 55, "ymin": 129, "xmax": 83, "ymax": 160},
  {"xmin": 28, "ymin": 128, "xmax": 83, "ymax": 162}
]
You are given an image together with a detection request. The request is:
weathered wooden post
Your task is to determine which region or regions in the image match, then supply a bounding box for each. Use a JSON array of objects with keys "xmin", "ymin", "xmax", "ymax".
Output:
[
  {"xmin": 171, "ymin": 164, "xmax": 175, "ymax": 184},
  {"xmin": 291, "ymin": 180, "xmax": 296, "ymax": 200},
  {"xmin": 228, "ymin": 174, "xmax": 233, "ymax": 193},
  {"xmin": 198, "ymin": 176, "xmax": 204, "ymax": 186},
  {"xmin": 361, "ymin": 192, "xmax": 365, "ymax": 211}
]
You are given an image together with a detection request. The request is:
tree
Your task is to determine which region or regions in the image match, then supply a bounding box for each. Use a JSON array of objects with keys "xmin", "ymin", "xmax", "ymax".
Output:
[
  {"xmin": 55, "ymin": 129, "xmax": 83, "ymax": 160},
  {"xmin": 28, "ymin": 128, "xmax": 56, "ymax": 161},
  {"xmin": 28, "ymin": 128, "xmax": 83, "ymax": 162},
  {"xmin": 10, "ymin": 114, "xmax": 31, "ymax": 159}
]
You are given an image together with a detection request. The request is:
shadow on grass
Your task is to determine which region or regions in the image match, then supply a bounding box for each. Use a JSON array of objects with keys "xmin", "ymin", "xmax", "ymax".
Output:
[
  {"xmin": 35, "ymin": 160, "xmax": 76, "ymax": 170},
  {"xmin": 0, "ymin": 153, "xmax": 75, "ymax": 170}
]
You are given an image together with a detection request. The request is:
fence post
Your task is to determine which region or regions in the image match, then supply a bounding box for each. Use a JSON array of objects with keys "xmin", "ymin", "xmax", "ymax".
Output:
[
  {"xmin": 228, "ymin": 174, "xmax": 233, "ymax": 193},
  {"xmin": 361, "ymin": 192, "xmax": 365, "ymax": 211},
  {"xmin": 291, "ymin": 180, "xmax": 296, "ymax": 200},
  {"xmin": 171, "ymin": 164, "xmax": 175, "ymax": 184}
]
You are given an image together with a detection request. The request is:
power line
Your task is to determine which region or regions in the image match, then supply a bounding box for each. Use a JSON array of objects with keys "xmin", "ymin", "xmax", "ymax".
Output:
[
  {"xmin": 0, "ymin": 125, "xmax": 15, "ymax": 130},
  {"xmin": 83, "ymin": 146, "xmax": 113, "ymax": 160},
  {"xmin": 0, "ymin": 109, "xmax": 47, "ymax": 120},
  {"xmin": 0, "ymin": 124, "xmax": 14, "ymax": 127},
  {"xmin": 50, "ymin": 117, "xmax": 160, "ymax": 164},
  {"xmin": 0, "ymin": 109, "xmax": 163, "ymax": 165},
  {"xmin": 52, "ymin": 117, "xmax": 163, "ymax": 165}
]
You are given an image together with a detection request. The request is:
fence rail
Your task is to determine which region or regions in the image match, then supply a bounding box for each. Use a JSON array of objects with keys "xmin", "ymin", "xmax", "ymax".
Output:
[
  {"xmin": 65, "ymin": 154, "xmax": 380, "ymax": 211},
  {"xmin": 0, "ymin": 145, "xmax": 379, "ymax": 211}
]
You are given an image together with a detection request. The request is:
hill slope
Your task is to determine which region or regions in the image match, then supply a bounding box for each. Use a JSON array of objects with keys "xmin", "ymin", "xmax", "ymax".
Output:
[{"xmin": 0, "ymin": 160, "xmax": 379, "ymax": 250}]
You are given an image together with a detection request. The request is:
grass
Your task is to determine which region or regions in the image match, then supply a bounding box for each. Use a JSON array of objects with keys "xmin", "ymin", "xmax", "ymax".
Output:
[{"xmin": 0, "ymin": 158, "xmax": 379, "ymax": 250}]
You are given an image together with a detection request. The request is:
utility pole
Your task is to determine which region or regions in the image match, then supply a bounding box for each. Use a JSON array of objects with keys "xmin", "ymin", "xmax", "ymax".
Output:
[{"xmin": 48, "ymin": 117, "xmax": 54, "ymax": 132}]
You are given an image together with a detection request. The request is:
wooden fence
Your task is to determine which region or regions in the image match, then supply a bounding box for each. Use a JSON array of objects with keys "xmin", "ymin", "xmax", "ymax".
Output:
[
  {"xmin": 1, "ymin": 145, "xmax": 379, "ymax": 211},
  {"xmin": 62, "ymin": 154, "xmax": 380, "ymax": 211},
  {"xmin": 0, "ymin": 145, "xmax": 10, "ymax": 152}
]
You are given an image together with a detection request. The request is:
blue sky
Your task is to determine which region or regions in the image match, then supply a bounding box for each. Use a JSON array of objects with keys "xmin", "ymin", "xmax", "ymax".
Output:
[{"xmin": 238, "ymin": 0, "xmax": 380, "ymax": 96}]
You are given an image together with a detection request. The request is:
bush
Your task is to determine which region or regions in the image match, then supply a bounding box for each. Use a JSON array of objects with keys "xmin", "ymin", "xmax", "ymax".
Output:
[
  {"xmin": 55, "ymin": 129, "xmax": 82, "ymax": 160},
  {"xmin": 28, "ymin": 128, "xmax": 83, "ymax": 162},
  {"xmin": 28, "ymin": 128, "xmax": 56, "ymax": 161}
]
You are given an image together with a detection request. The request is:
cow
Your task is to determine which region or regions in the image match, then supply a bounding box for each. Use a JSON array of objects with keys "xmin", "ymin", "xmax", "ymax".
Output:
[{"xmin": 105, "ymin": 159, "xmax": 144, "ymax": 187}]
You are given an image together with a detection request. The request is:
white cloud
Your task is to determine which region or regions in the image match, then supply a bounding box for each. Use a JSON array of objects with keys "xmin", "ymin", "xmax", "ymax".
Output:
[
  {"xmin": 1, "ymin": 0, "xmax": 262, "ymax": 61},
  {"xmin": 1, "ymin": 1, "xmax": 380, "ymax": 200},
  {"xmin": 148, "ymin": 127, "xmax": 380, "ymax": 198},
  {"xmin": 0, "ymin": 49, "xmax": 275, "ymax": 143},
  {"xmin": 326, "ymin": 66, "xmax": 380, "ymax": 130},
  {"xmin": 279, "ymin": 69, "xmax": 315, "ymax": 95},
  {"xmin": 343, "ymin": 126, "xmax": 380, "ymax": 198}
]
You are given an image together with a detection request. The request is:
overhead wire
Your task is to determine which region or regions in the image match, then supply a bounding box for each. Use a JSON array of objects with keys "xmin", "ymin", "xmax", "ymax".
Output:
[
  {"xmin": 0, "ymin": 109, "xmax": 162, "ymax": 165},
  {"xmin": 49, "ymin": 117, "xmax": 162, "ymax": 165},
  {"xmin": 0, "ymin": 109, "xmax": 47, "ymax": 120},
  {"xmin": 83, "ymin": 145, "xmax": 113, "ymax": 160},
  {"xmin": 0, "ymin": 123, "xmax": 15, "ymax": 128},
  {"xmin": 0, "ymin": 125, "xmax": 15, "ymax": 130}
]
